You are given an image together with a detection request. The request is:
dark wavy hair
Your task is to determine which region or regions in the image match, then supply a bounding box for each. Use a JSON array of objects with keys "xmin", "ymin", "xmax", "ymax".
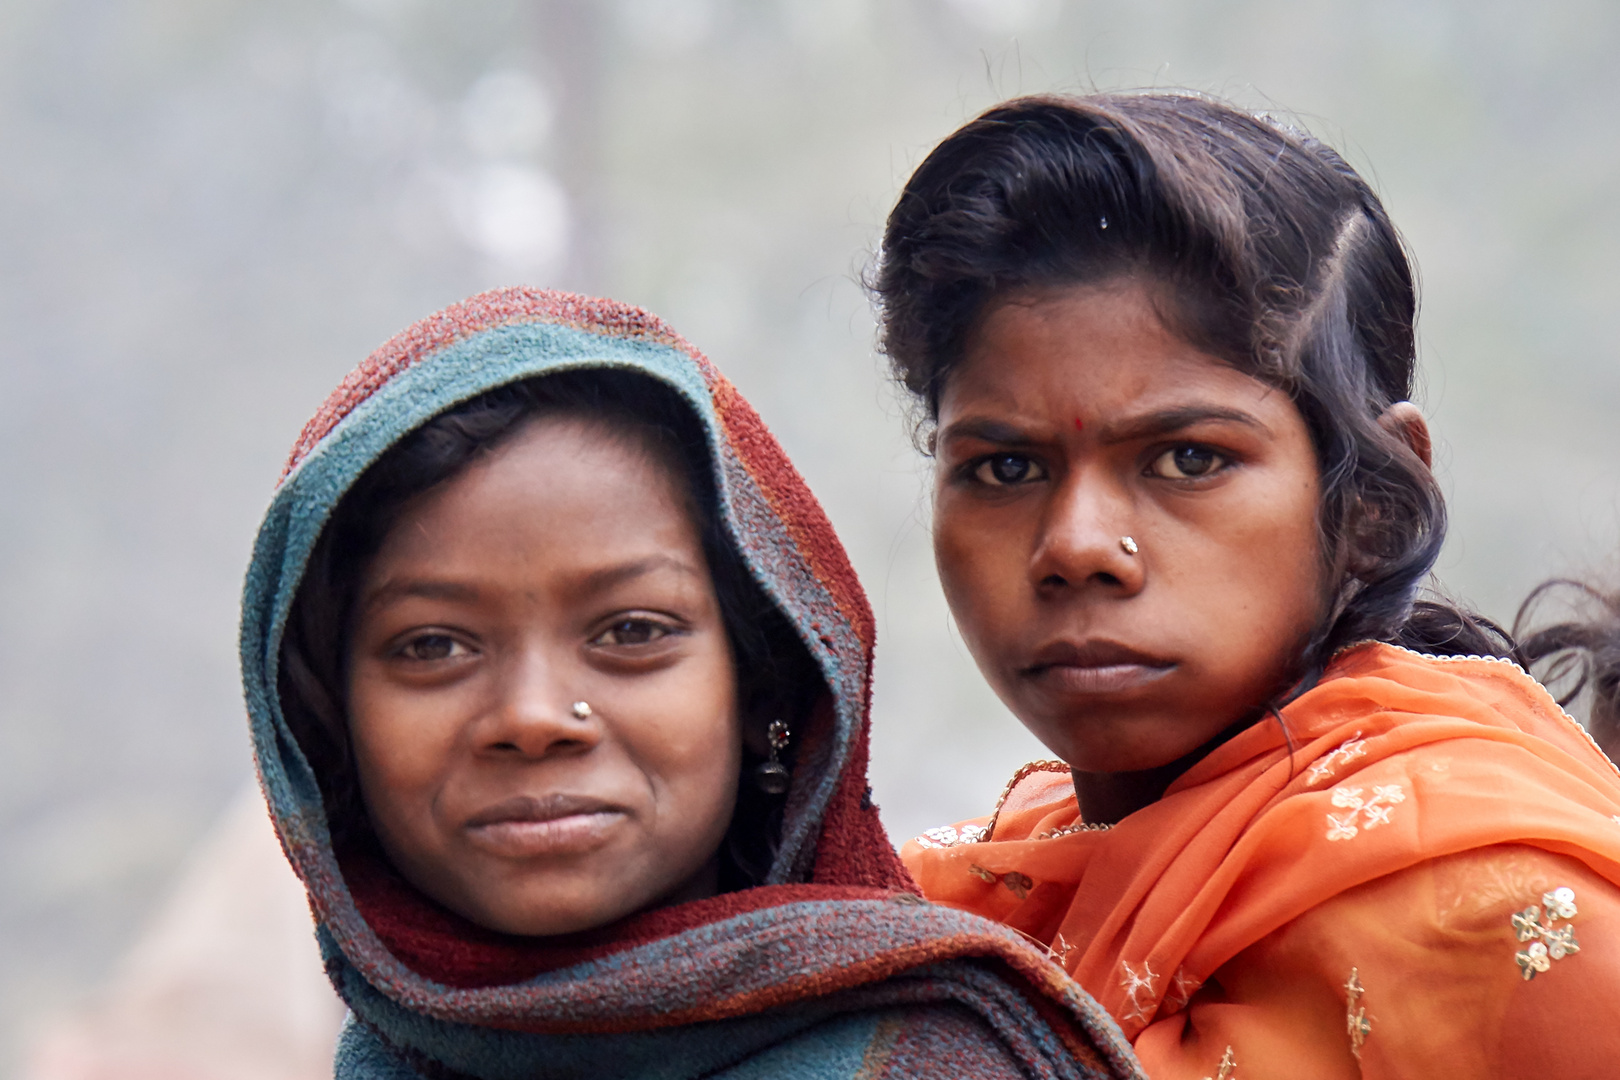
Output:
[
  {"xmin": 1517, "ymin": 579, "xmax": 1620, "ymax": 759},
  {"xmin": 871, "ymin": 91, "xmax": 1513, "ymax": 693},
  {"xmin": 277, "ymin": 369, "xmax": 821, "ymax": 893}
]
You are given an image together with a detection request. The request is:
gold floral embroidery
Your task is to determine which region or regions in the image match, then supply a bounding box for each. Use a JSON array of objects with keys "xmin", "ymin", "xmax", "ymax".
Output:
[
  {"xmin": 1513, "ymin": 886, "xmax": 1581, "ymax": 979},
  {"xmin": 1199, "ymin": 1046, "xmax": 1236, "ymax": 1080},
  {"xmin": 912, "ymin": 823, "xmax": 989, "ymax": 849},
  {"xmin": 1164, "ymin": 965, "xmax": 1202, "ymax": 1012},
  {"xmin": 1433, "ymin": 847, "xmax": 1554, "ymax": 928},
  {"xmin": 1047, "ymin": 932, "xmax": 1075, "ymax": 966},
  {"xmin": 967, "ymin": 863, "xmax": 1034, "ymax": 900},
  {"xmin": 1119, "ymin": 960, "xmax": 1158, "ymax": 1022},
  {"xmin": 1325, "ymin": 784, "xmax": 1406, "ymax": 841},
  {"xmin": 1002, "ymin": 871, "xmax": 1033, "ymax": 900},
  {"xmin": 1306, "ymin": 731, "xmax": 1367, "ymax": 785},
  {"xmin": 1344, "ymin": 968, "xmax": 1371, "ymax": 1059}
]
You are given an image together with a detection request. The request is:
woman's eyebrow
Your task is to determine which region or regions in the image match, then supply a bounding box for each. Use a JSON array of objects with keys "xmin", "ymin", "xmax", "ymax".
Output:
[
  {"xmin": 362, "ymin": 579, "xmax": 480, "ymax": 611},
  {"xmin": 1094, "ymin": 404, "xmax": 1272, "ymax": 443},
  {"xmin": 575, "ymin": 554, "xmax": 705, "ymax": 596},
  {"xmin": 937, "ymin": 405, "xmax": 1270, "ymax": 449},
  {"xmin": 365, "ymin": 556, "xmax": 706, "ymax": 609},
  {"xmin": 936, "ymin": 416, "xmax": 1035, "ymax": 448}
]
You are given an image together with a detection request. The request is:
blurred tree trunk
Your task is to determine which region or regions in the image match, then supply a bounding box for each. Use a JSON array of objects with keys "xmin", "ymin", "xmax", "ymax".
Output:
[{"xmin": 533, "ymin": 0, "xmax": 608, "ymax": 293}]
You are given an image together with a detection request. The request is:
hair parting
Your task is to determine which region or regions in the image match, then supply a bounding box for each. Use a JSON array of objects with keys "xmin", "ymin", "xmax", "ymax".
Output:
[{"xmin": 869, "ymin": 91, "xmax": 1515, "ymax": 702}]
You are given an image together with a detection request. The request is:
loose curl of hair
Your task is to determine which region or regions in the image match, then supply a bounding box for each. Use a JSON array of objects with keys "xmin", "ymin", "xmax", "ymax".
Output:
[
  {"xmin": 277, "ymin": 369, "xmax": 822, "ymax": 893},
  {"xmin": 870, "ymin": 91, "xmax": 1513, "ymax": 694},
  {"xmin": 1517, "ymin": 579, "xmax": 1620, "ymax": 760}
]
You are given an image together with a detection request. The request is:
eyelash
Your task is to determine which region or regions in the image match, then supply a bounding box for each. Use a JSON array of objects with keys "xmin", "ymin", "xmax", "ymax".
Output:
[
  {"xmin": 393, "ymin": 632, "xmax": 473, "ymax": 662},
  {"xmin": 960, "ymin": 443, "xmax": 1233, "ymax": 488},
  {"xmin": 588, "ymin": 616, "xmax": 682, "ymax": 648},
  {"xmin": 967, "ymin": 453, "xmax": 1047, "ymax": 487},
  {"xmin": 384, "ymin": 614, "xmax": 685, "ymax": 666},
  {"xmin": 1145, "ymin": 444, "xmax": 1230, "ymax": 480}
]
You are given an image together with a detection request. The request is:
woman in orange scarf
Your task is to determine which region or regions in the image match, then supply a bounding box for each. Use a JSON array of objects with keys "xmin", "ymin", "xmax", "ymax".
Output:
[{"xmin": 872, "ymin": 92, "xmax": 1620, "ymax": 1077}]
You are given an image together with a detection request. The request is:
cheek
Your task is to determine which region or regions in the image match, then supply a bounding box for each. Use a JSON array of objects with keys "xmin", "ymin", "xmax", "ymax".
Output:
[
  {"xmin": 1196, "ymin": 469, "xmax": 1325, "ymax": 639},
  {"xmin": 347, "ymin": 671, "xmax": 460, "ymax": 822},
  {"xmin": 932, "ymin": 497, "xmax": 1014, "ymax": 622},
  {"xmin": 1265, "ymin": 470, "xmax": 1328, "ymax": 614},
  {"xmin": 931, "ymin": 516, "xmax": 975, "ymax": 605},
  {"xmin": 622, "ymin": 642, "xmax": 742, "ymax": 804}
]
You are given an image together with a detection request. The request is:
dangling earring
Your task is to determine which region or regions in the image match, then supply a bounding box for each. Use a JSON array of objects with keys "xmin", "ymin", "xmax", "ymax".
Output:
[{"xmin": 753, "ymin": 719, "xmax": 791, "ymax": 795}]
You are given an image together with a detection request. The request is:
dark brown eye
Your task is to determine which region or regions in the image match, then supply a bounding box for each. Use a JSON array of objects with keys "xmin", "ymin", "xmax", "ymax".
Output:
[
  {"xmin": 973, "ymin": 454, "xmax": 1046, "ymax": 486},
  {"xmin": 1149, "ymin": 446, "xmax": 1225, "ymax": 479},
  {"xmin": 400, "ymin": 634, "xmax": 463, "ymax": 661},
  {"xmin": 592, "ymin": 619, "xmax": 670, "ymax": 647}
]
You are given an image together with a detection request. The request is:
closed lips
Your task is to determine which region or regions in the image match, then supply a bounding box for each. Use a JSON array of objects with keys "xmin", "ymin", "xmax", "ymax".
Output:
[
  {"xmin": 1023, "ymin": 640, "xmax": 1175, "ymax": 695},
  {"xmin": 465, "ymin": 793, "xmax": 622, "ymax": 827},
  {"xmin": 1025, "ymin": 639, "xmax": 1174, "ymax": 674},
  {"xmin": 464, "ymin": 794, "xmax": 627, "ymax": 856}
]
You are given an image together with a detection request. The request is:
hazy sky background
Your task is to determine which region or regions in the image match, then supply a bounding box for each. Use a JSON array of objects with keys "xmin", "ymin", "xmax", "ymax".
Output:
[{"xmin": 3, "ymin": 0, "xmax": 1618, "ymax": 1070}]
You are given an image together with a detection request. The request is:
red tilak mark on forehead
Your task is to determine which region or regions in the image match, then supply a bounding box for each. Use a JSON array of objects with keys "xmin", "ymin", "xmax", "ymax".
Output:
[{"xmin": 1074, "ymin": 418, "xmax": 1085, "ymax": 431}]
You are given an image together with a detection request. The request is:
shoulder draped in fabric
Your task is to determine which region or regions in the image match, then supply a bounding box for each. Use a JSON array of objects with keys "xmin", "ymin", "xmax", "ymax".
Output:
[
  {"xmin": 240, "ymin": 287, "xmax": 1144, "ymax": 1080},
  {"xmin": 905, "ymin": 642, "xmax": 1620, "ymax": 1076}
]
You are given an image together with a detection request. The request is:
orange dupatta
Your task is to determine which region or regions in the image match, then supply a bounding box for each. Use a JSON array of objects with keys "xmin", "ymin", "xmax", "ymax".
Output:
[{"xmin": 903, "ymin": 643, "xmax": 1620, "ymax": 1065}]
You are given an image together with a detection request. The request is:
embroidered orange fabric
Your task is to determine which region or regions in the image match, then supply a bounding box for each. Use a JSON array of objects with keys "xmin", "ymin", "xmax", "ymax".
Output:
[{"xmin": 903, "ymin": 643, "xmax": 1620, "ymax": 1076}]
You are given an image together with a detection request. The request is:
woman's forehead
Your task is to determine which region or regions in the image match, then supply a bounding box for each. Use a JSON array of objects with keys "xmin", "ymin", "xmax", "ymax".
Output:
[
  {"xmin": 942, "ymin": 285, "xmax": 1293, "ymax": 431},
  {"xmin": 370, "ymin": 420, "xmax": 703, "ymax": 562}
]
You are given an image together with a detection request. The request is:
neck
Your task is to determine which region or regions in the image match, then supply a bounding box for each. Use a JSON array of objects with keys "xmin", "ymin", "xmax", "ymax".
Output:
[{"xmin": 1072, "ymin": 718, "xmax": 1252, "ymax": 825}]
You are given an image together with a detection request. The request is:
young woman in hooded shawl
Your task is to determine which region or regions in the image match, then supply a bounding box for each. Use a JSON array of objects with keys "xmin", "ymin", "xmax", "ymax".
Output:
[
  {"xmin": 239, "ymin": 287, "xmax": 1146, "ymax": 1080},
  {"xmin": 874, "ymin": 93, "xmax": 1620, "ymax": 1075}
]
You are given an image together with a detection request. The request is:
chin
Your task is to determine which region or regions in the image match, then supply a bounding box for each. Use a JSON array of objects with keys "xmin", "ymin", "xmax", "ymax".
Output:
[
  {"xmin": 473, "ymin": 900, "xmax": 612, "ymax": 938},
  {"xmin": 1028, "ymin": 716, "xmax": 1209, "ymax": 776},
  {"xmin": 429, "ymin": 873, "xmax": 625, "ymax": 938},
  {"xmin": 1059, "ymin": 748, "xmax": 1170, "ymax": 775}
]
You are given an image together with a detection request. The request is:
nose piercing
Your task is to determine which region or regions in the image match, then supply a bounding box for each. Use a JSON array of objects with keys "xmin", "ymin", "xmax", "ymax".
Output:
[
  {"xmin": 571, "ymin": 701, "xmax": 592, "ymax": 720},
  {"xmin": 1120, "ymin": 536, "xmax": 1139, "ymax": 556}
]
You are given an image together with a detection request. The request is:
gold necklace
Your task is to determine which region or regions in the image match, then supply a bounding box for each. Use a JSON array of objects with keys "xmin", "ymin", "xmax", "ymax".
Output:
[{"xmin": 1037, "ymin": 820, "xmax": 1114, "ymax": 840}]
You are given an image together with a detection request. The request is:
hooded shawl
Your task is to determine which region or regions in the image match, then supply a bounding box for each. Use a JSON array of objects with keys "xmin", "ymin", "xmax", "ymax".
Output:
[
  {"xmin": 241, "ymin": 287, "xmax": 1144, "ymax": 1080},
  {"xmin": 904, "ymin": 643, "xmax": 1620, "ymax": 1077}
]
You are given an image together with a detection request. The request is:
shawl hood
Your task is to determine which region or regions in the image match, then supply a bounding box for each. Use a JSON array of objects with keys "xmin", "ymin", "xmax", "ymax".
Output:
[
  {"xmin": 243, "ymin": 287, "xmax": 900, "ymax": 904},
  {"xmin": 241, "ymin": 288, "xmax": 1142, "ymax": 1080}
]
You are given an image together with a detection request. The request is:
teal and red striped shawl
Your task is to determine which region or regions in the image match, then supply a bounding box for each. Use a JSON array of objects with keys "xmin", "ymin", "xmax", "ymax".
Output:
[{"xmin": 240, "ymin": 288, "xmax": 1143, "ymax": 1080}]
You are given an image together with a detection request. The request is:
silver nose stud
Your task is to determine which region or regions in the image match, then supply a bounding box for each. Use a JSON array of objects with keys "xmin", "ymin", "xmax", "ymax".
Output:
[{"xmin": 571, "ymin": 701, "xmax": 592, "ymax": 720}]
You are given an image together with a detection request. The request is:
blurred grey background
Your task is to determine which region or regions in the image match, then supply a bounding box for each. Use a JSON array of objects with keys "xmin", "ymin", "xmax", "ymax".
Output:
[{"xmin": 1, "ymin": 0, "xmax": 1617, "ymax": 1072}]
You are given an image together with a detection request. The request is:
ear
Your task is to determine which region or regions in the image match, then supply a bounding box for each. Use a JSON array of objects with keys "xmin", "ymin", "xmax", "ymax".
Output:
[{"xmin": 1378, "ymin": 400, "xmax": 1432, "ymax": 470}]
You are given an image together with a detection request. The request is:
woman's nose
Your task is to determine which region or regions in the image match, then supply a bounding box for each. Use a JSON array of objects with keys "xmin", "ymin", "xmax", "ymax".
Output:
[
  {"xmin": 1027, "ymin": 472, "xmax": 1146, "ymax": 597},
  {"xmin": 477, "ymin": 649, "xmax": 603, "ymax": 758}
]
